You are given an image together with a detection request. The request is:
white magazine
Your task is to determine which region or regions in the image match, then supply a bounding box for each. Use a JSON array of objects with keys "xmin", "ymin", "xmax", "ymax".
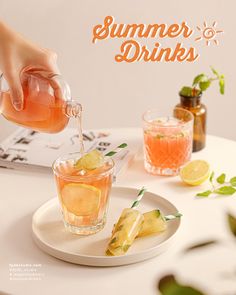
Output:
[{"xmin": 0, "ymin": 127, "xmax": 142, "ymax": 178}]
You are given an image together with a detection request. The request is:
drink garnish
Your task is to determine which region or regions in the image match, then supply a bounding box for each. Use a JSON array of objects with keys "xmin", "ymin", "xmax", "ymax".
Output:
[
  {"xmin": 74, "ymin": 143, "xmax": 128, "ymax": 171},
  {"xmin": 74, "ymin": 149, "xmax": 105, "ymax": 171},
  {"xmin": 61, "ymin": 183, "xmax": 101, "ymax": 216},
  {"xmin": 180, "ymin": 160, "xmax": 210, "ymax": 186}
]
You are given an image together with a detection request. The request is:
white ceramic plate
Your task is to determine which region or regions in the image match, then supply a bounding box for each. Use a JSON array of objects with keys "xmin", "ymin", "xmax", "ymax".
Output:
[{"xmin": 32, "ymin": 187, "xmax": 180, "ymax": 266}]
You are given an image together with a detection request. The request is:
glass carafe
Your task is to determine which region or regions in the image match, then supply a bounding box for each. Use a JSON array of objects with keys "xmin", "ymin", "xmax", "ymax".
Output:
[{"xmin": 0, "ymin": 73, "xmax": 82, "ymax": 133}]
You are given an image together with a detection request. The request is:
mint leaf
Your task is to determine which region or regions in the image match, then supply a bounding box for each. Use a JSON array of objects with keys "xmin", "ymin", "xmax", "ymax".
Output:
[
  {"xmin": 180, "ymin": 67, "xmax": 225, "ymax": 98},
  {"xmin": 216, "ymin": 173, "xmax": 226, "ymax": 184},
  {"xmin": 209, "ymin": 171, "xmax": 215, "ymax": 183},
  {"xmin": 214, "ymin": 186, "xmax": 236, "ymax": 195},
  {"xmin": 230, "ymin": 177, "xmax": 236, "ymax": 187},
  {"xmin": 227, "ymin": 213, "xmax": 236, "ymax": 237},
  {"xmin": 192, "ymin": 74, "xmax": 208, "ymax": 86},
  {"xmin": 199, "ymin": 80, "xmax": 211, "ymax": 91},
  {"xmin": 180, "ymin": 86, "xmax": 193, "ymax": 97},
  {"xmin": 196, "ymin": 190, "xmax": 212, "ymax": 197},
  {"xmin": 158, "ymin": 274, "xmax": 206, "ymax": 295},
  {"xmin": 219, "ymin": 78, "xmax": 225, "ymax": 95}
]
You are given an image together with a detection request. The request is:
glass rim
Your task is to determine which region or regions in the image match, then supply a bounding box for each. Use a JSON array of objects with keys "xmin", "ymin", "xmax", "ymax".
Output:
[
  {"xmin": 52, "ymin": 152, "xmax": 115, "ymax": 181},
  {"xmin": 142, "ymin": 107, "xmax": 194, "ymax": 128}
]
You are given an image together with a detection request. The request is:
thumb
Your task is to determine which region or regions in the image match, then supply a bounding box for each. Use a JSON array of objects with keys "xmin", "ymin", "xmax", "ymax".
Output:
[{"xmin": 5, "ymin": 72, "xmax": 24, "ymax": 111}]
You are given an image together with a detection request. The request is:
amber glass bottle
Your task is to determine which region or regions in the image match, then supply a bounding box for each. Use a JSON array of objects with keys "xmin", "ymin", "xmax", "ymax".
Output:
[{"xmin": 176, "ymin": 94, "xmax": 207, "ymax": 152}]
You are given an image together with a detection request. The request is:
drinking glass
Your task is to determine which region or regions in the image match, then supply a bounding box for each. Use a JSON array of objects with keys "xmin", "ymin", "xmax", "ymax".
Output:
[
  {"xmin": 143, "ymin": 107, "xmax": 193, "ymax": 176},
  {"xmin": 52, "ymin": 152, "xmax": 114, "ymax": 235}
]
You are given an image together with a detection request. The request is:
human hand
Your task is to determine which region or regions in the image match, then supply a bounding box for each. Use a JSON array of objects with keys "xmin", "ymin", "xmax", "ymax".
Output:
[{"xmin": 0, "ymin": 21, "xmax": 60, "ymax": 111}]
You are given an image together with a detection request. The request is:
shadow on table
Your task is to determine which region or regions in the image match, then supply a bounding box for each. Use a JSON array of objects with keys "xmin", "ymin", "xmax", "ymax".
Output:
[
  {"xmin": 129, "ymin": 158, "xmax": 198, "ymax": 194},
  {"xmin": 127, "ymin": 158, "xmax": 164, "ymax": 182},
  {"xmin": 165, "ymin": 179, "xmax": 193, "ymax": 190}
]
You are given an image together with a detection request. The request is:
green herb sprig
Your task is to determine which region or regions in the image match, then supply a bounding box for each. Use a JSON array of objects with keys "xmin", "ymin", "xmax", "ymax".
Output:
[
  {"xmin": 180, "ymin": 66, "xmax": 225, "ymax": 97},
  {"xmin": 196, "ymin": 172, "xmax": 236, "ymax": 197}
]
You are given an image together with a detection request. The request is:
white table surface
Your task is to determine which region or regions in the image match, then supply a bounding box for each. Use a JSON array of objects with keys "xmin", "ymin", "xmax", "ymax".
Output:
[{"xmin": 1, "ymin": 128, "xmax": 236, "ymax": 295}]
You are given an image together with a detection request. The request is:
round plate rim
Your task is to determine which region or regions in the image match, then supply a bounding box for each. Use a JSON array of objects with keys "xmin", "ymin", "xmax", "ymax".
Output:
[{"xmin": 32, "ymin": 186, "xmax": 181, "ymax": 266}]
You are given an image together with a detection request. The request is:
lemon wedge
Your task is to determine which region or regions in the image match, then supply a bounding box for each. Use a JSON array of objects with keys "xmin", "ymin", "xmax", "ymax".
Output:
[
  {"xmin": 61, "ymin": 183, "xmax": 101, "ymax": 216},
  {"xmin": 180, "ymin": 160, "xmax": 210, "ymax": 186},
  {"xmin": 75, "ymin": 150, "xmax": 104, "ymax": 170}
]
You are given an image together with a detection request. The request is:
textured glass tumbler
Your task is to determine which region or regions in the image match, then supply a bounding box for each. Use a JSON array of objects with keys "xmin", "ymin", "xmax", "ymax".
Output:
[{"xmin": 143, "ymin": 108, "xmax": 193, "ymax": 176}]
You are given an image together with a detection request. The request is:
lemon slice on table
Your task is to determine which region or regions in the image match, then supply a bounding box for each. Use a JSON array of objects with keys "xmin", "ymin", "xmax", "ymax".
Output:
[
  {"xmin": 61, "ymin": 183, "xmax": 101, "ymax": 216},
  {"xmin": 180, "ymin": 160, "xmax": 210, "ymax": 186},
  {"xmin": 75, "ymin": 150, "xmax": 104, "ymax": 170}
]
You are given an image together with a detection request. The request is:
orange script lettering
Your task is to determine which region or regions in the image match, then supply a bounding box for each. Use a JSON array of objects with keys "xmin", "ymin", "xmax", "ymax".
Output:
[
  {"xmin": 92, "ymin": 16, "xmax": 193, "ymax": 43},
  {"xmin": 115, "ymin": 40, "xmax": 199, "ymax": 63}
]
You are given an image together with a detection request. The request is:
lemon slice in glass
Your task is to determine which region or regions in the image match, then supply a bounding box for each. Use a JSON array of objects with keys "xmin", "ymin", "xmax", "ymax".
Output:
[
  {"xmin": 75, "ymin": 150, "xmax": 104, "ymax": 170},
  {"xmin": 61, "ymin": 183, "xmax": 101, "ymax": 216},
  {"xmin": 180, "ymin": 160, "xmax": 210, "ymax": 186}
]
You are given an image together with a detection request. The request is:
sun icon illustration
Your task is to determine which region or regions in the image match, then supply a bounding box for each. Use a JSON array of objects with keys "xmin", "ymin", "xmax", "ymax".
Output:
[{"xmin": 195, "ymin": 21, "xmax": 224, "ymax": 46}]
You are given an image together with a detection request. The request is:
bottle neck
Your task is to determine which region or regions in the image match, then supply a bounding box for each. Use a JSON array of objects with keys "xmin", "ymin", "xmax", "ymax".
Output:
[
  {"xmin": 180, "ymin": 95, "xmax": 201, "ymax": 108},
  {"xmin": 65, "ymin": 101, "xmax": 82, "ymax": 118}
]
